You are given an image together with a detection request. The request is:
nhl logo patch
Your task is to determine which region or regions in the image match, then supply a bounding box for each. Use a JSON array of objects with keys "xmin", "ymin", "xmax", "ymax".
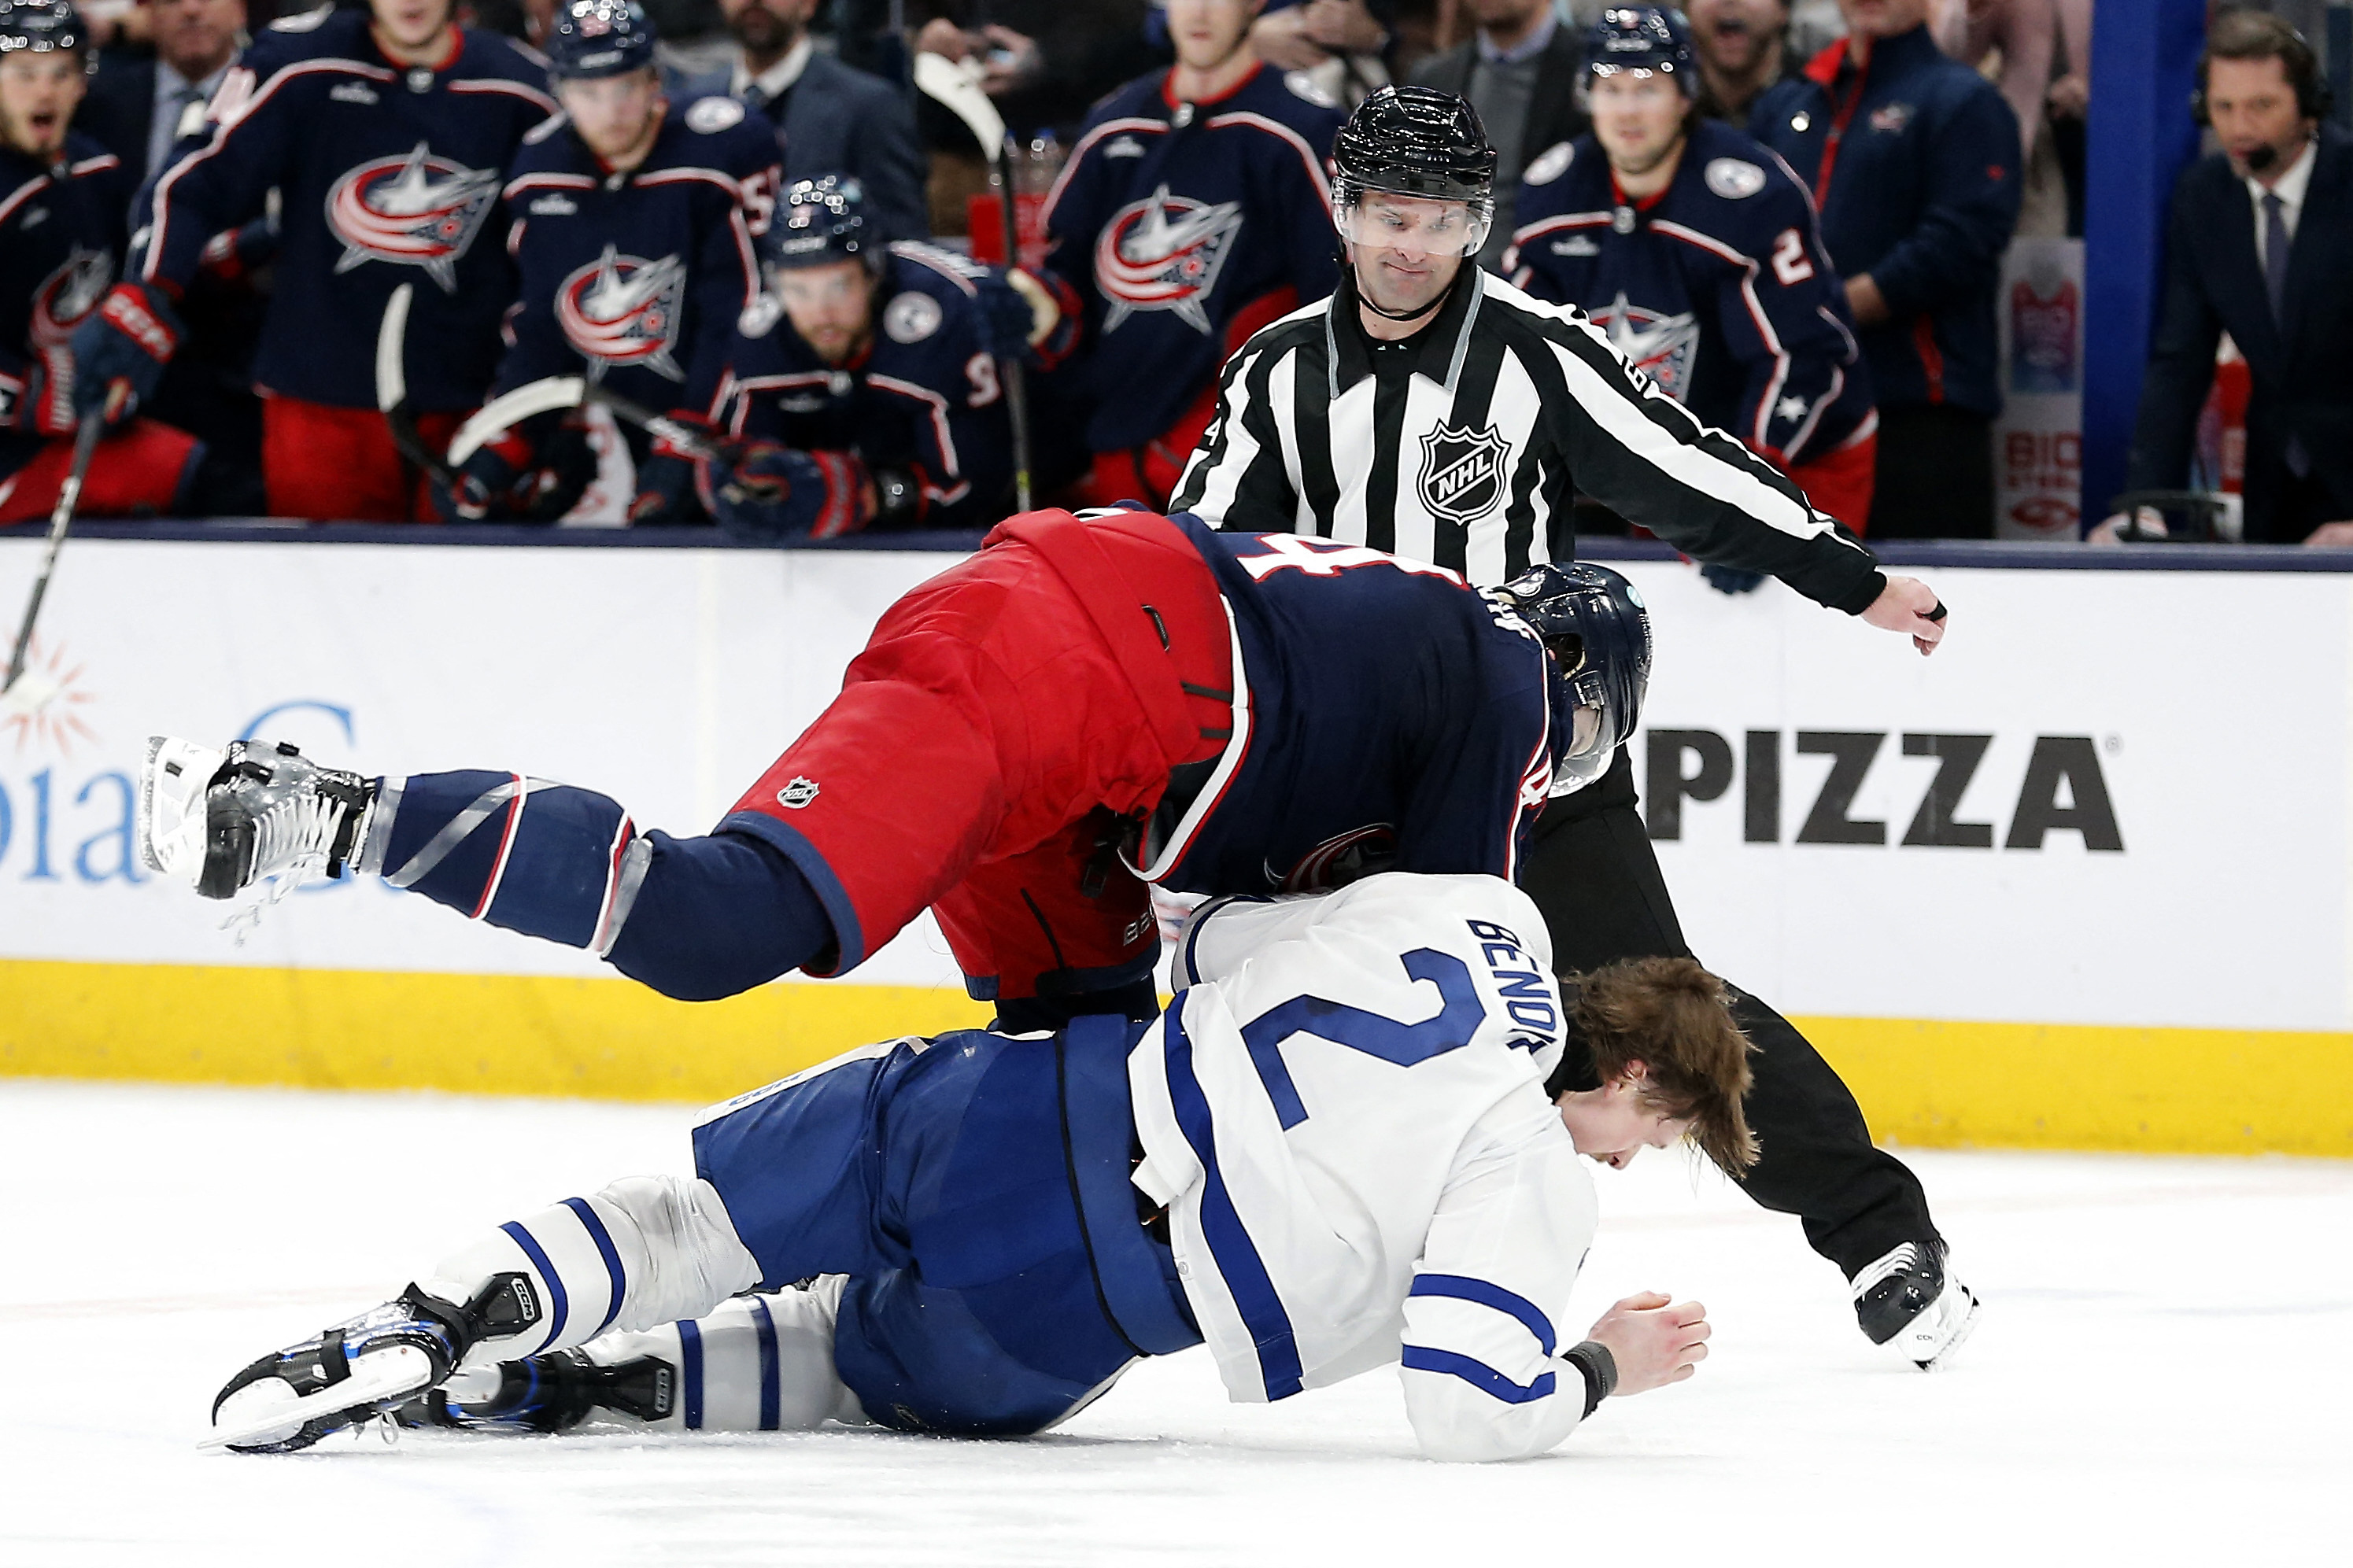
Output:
[
  {"xmin": 776, "ymin": 777, "xmax": 820, "ymax": 810},
  {"xmin": 1417, "ymin": 422, "xmax": 1509, "ymax": 525}
]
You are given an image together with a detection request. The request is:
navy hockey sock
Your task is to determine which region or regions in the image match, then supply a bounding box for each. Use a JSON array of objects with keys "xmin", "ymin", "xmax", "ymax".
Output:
[{"xmin": 602, "ymin": 828, "xmax": 835, "ymax": 1000}]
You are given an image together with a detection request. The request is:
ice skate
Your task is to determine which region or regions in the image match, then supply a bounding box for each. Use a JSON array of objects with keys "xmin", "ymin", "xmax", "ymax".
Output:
[
  {"xmin": 401, "ymin": 1346, "xmax": 678, "ymax": 1435},
  {"xmin": 1852, "ymin": 1240, "xmax": 1982, "ymax": 1371},
  {"xmin": 140, "ymin": 736, "xmax": 376, "ymax": 899},
  {"xmin": 207, "ymin": 1274, "xmax": 542, "ymax": 1454}
]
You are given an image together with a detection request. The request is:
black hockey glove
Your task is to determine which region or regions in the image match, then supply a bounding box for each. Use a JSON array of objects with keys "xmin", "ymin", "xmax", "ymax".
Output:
[
  {"xmin": 700, "ymin": 442, "xmax": 874, "ymax": 541},
  {"xmin": 1700, "ymin": 561, "xmax": 1768, "ymax": 596},
  {"xmin": 69, "ymin": 282, "xmax": 183, "ymax": 427}
]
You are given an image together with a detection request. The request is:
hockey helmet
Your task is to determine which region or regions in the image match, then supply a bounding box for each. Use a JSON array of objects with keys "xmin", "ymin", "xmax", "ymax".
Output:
[
  {"xmin": 763, "ymin": 174, "xmax": 881, "ymax": 274},
  {"xmin": 1494, "ymin": 563, "xmax": 1653, "ymax": 796},
  {"xmin": 1585, "ymin": 6, "xmax": 1698, "ymax": 98},
  {"xmin": 0, "ymin": 0, "xmax": 94, "ymax": 67},
  {"xmin": 1332, "ymin": 84, "xmax": 1498, "ymax": 257},
  {"xmin": 545, "ymin": 0, "xmax": 658, "ymax": 79}
]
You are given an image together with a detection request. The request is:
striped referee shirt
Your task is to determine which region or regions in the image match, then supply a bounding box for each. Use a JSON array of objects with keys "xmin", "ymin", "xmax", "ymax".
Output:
[{"xmin": 1171, "ymin": 265, "xmax": 1886, "ymax": 611}]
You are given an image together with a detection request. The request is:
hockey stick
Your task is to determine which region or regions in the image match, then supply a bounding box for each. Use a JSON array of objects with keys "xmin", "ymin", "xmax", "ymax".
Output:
[
  {"xmin": 444, "ymin": 376, "xmax": 738, "ymax": 470},
  {"xmin": 375, "ymin": 282, "xmax": 456, "ymax": 487},
  {"xmin": 913, "ymin": 50, "xmax": 1035, "ymax": 512},
  {"xmin": 1, "ymin": 388, "xmax": 119, "ymax": 719}
]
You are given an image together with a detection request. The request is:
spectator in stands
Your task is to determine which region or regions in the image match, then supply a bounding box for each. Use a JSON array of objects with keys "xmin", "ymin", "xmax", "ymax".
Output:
[
  {"xmin": 2123, "ymin": 9, "xmax": 2353, "ymax": 545},
  {"xmin": 1247, "ymin": 0, "xmax": 1397, "ymax": 109},
  {"xmin": 75, "ymin": 0, "xmax": 241, "ymax": 180},
  {"xmin": 908, "ymin": 0, "xmax": 1163, "ymax": 139},
  {"xmin": 1687, "ymin": 0, "xmax": 1801, "ymax": 127},
  {"xmin": 698, "ymin": 0, "xmax": 929, "ymax": 240},
  {"xmin": 1753, "ymin": 0, "xmax": 2020, "ymax": 538},
  {"xmin": 1406, "ymin": 0, "xmax": 1590, "ymax": 270}
]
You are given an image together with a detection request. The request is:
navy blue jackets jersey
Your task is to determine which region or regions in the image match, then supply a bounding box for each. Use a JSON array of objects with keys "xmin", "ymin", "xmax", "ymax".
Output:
[
  {"xmin": 1504, "ymin": 121, "xmax": 1873, "ymax": 468},
  {"xmin": 0, "ymin": 136, "xmax": 127, "ymax": 448},
  {"xmin": 1041, "ymin": 64, "xmax": 1345, "ymax": 455},
  {"xmin": 1141, "ymin": 514, "xmax": 1553, "ymax": 897},
  {"xmin": 1751, "ymin": 27, "xmax": 2020, "ymax": 419},
  {"xmin": 495, "ymin": 95, "xmax": 779, "ymax": 422},
  {"xmin": 717, "ymin": 243, "xmax": 1020, "ymax": 529},
  {"xmin": 133, "ymin": 9, "xmax": 557, "ymax": 411}
]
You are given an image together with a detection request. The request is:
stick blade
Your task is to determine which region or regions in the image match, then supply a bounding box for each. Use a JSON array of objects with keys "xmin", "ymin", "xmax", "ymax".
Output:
[
  {"xmin": 375, "ymin": 282, "xmax": 415, "ymax": 415},
  {"xmin": 913, "ymin": 50, "xmax": 1007, "ymax": 161},
  {"xmin": 1, "ymin": 670, "xmax": 64, "ymax": 719}
]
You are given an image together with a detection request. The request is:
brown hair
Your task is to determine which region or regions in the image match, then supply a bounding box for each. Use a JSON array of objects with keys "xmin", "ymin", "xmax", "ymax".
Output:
[
  {"xmin": 2200, "ymin": 9, "xmax": 2327, "ymax": 119},
  {"xmin": 1569, "ymin": 956, "xmax": 1759, "ymax": 1174}
]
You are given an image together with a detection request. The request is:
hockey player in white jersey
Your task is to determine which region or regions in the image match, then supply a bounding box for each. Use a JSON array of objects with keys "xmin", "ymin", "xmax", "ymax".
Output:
[{"xmin": 207, "ymin": 873, "xmax": 1746, "ymax": 1461}]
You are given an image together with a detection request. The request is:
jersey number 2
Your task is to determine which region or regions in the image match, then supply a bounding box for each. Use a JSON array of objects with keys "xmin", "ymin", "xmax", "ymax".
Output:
[
  {"xmin": 1771, "ymin": 227, "xmax": 1816, "ymax": 286},
  {"xmin": 1239, "ymin": 949, "xmax": 1484, "ymax": 1130}
]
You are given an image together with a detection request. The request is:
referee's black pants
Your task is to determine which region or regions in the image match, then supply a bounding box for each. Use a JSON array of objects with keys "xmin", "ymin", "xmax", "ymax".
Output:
[{"xmin": 1520, "ymin": 747, "xmax": 1938, "ymax": 1279}]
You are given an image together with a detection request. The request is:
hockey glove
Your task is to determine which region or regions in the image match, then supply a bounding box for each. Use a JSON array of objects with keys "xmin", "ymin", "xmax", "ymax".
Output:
[
  {"xmin": 975, "ymin": 268, "xmax": 1079, "ymax": 368},
  {"xmin": 628, "ymin": 411, "xmax": 719, "ymax": 525},
  {"xmin": 69, "ymin": 282, "xmax": 183, "ymax": 426},
  {"xmin": 2, "ymin": 348, "xmax": 79, "ymax": 437},
  {"xmin": 700, "ymin": 442, "xmax": 873, "ymax": 541},
  {"xmin": 1700, "ymin": 561, "xmax": 1768, "ymax": 596}
]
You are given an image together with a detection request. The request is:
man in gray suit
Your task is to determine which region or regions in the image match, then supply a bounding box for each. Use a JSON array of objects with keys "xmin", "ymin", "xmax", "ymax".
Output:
[{"xmin": 1408, "ymin": 0, "xmax": 1588, "ymax": 268}]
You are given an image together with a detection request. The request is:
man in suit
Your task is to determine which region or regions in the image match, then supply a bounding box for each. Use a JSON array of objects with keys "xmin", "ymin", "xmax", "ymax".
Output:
[
  {"xmin": 1407, "ymin": 0, "xmax": 1587, "ymax": 270},
  {"xmin": 703, "ymin": 0, "xmax": 928, "ymax": 241},
  {"xmin": 74, "ymin": 0, "xmax": 242, "ymax": 179},
  {"xmin": 2126, "ymin": 10, "xmax": 2353, "ymax": 544}
]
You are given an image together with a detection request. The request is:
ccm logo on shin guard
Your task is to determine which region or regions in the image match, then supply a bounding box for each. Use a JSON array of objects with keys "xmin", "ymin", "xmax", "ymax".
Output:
[{"xmin": 776, "ymin": 777, "xmax": 819, "ymax": 810}]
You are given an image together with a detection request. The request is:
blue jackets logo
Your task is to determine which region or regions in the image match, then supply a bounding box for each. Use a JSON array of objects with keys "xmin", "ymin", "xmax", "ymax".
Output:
[
  {"xmin": 1591, "ymin": 291, "xmax": 1700, "ymax": 401},
  {"xmin": 1417, "ymin": 422, "xmax": 1509, "ymax": 525},
  {"xmin": 1094, "ymin": 183, "xmax": 1243, "ymax": 334},
  {"xmin": 556, "ymin": 245, "xmax": 688, "ymax": 381},
  {"xmin": 29, "ymin": 248, "xmax": 112, "ymax": 346},
  {"xmin": 326, "ymin": 142, "xmax": 501, "ymax": 292}
]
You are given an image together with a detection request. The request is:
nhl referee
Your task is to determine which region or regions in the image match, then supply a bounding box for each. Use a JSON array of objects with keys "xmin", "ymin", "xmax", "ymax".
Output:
[{"xmin": 1173, "ymin": 84, "xmax": 1975, "ymax": 1368}]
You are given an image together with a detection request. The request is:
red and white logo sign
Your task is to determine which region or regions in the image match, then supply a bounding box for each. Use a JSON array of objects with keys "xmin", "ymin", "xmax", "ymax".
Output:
[
  {"xmin": 556, "ymin": 245, "xmax": 688, "ymax": 381},
  {"xmin": 1093, "ymin": 183, "xmax": 1242, "ymax": 334},
  {"xmin": 28, "ymin": 249, "xmax": 113, "ymax": 347},
  {"xmin": 1590, "ymin": 290, "xmax": 1701, "ymax": 401},
  {"xmin": 325, "ymin": 142, "xmax": 501, "ymax": 292}
]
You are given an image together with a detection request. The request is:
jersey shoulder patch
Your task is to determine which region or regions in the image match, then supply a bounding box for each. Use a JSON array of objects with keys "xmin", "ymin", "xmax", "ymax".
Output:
[
  {"xmin": 882, "ymin": 290, "xmax": 944, "ymax": 344},
  {"xmin": 685, "ymin": 95, "xmax": 748, "ymax": 134},
  {"xmin": 268, "ymin": 4, "xmax": 331, "ymax": 31},
  {"xmin": 1703, "ymin": 157, "xmax": 1768, "ymax": 200},
  {"xmin": 1284, "ymin": 69, "xmax": 1339, "ymax": 109},
  {"xmin": 1522, "ymin": 141, "xmax": 1575, "ymax": 186}
]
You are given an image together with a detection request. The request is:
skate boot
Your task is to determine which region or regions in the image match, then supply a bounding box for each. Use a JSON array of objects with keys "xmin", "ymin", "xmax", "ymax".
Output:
[
  {"xmin": 141, "ymin": 736, "xmax": 376, "ymax": 899},
  {"xmin": 1852, "ymin": 1239, "xmax": 1982, "ymax": 1371},
  {"xmin": 400, "ymin": 1346, "xmax": 678, "ymax": 1434},
  {"xmin": 207, "ymin": 1274, "xmax": 542, "ymax": 1454}
]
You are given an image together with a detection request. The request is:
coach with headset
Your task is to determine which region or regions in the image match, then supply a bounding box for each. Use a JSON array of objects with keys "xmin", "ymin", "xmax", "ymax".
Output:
[{"xmin": 2125, "ymin": 9, "xmax": 2353, "ymax": 544}]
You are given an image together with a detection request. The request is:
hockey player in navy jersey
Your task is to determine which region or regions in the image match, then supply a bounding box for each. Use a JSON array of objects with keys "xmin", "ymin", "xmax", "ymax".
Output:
[
  {"xmin": 698, "ymin": 174, "xmax": 1076, "ymax": 539},
  {"xmin": 1505, "ymin": 8, "xmax": 1877, "ymax": 533},
  {"xmin": 447, "ymin": 0, "xmax": 779, "ymax": 526},
  {"xmin": 139, "ymin": 510, "xmax": 1646, "ymax": 1035},
  {"xmin": 0, "ymin": 0, "xmax": 202, "ymax": 522},
  {"xmin": 201, "ymin": 873, "xmax": 1735, "ymax": 1460},
  {"xmin": 70, "ymin": 0, "xmax": 557, "ymax": 522},
  {"xmin": 1040, "ymin": 0, "xmax": 1346, "ymax": 508}
]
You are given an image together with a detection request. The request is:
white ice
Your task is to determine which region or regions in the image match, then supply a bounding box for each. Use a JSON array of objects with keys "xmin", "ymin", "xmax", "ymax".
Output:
[{"xmin": 6, "ymin": 1078, "xmax": 2347, "ymax": 1568}]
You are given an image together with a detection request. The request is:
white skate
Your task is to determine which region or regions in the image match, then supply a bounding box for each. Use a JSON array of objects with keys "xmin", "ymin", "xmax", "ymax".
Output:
[{"xmin": 139, "ymin": 736, "xmax": 376, "ymax": 900}]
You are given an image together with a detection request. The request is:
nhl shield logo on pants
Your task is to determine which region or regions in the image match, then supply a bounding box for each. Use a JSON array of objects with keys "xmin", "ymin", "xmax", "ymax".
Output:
[{"xmin": 1417, "ymin": 422, "xmax": 1509, "ymax": 524}]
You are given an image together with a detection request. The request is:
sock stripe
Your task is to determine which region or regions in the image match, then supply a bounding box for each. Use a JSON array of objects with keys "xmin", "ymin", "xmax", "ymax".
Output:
[
  {"xmin": 560, "ymin": 1196, "xmax": 627, "ymax": 1338},
  {"xmin": 383, "ymin": 778, "xmax": 523, "ymax": 890},
  {"xmin": 679, "ymin": 1318, "xmax": 705, "ymax": 1430},
  {"xmin": 587, "ymin": 814, "xmax": 637, "ymax": 955},
  {"xmin": 498, "ymin": 1219, "xmax": 568, "ymax": 1353},
  {"xmin": 470, "ymin": 775, "xmax": 530, "ymax": 921},
  {"xmin": 749, "ymin": 1294, "xmax": 781, "ymax": 1431}
]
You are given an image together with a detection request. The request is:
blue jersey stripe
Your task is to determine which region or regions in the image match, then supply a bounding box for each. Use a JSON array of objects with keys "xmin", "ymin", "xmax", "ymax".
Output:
[
  {"xmin": 560, "ymin": 1197, "xmax": 628, "ymax": 1338},
  {"xmin": 1400, "ymin": 1345, "xmax": 1559, "ymax": 1404},
  {"xmin": 1163, "ymin": 1003, "xmax": 1304, "ymax": 1400},
  {"xmin": 678, "ymin": 1318, "xmax": 705, "ymax": 1430},
  {"xmin": 1408, "ymin": 1273, "xmax": 1558, "ymax": 1356},
  {"xmin": 498, "ymin": 1219, "xmax": 568, "ymax": 1352},
  {"xmin": 749, "ymin": 1296, "xmax": 781, "ymax": 1431}
]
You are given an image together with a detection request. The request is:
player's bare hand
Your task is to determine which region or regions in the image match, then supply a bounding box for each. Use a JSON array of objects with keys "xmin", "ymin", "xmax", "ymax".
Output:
[
  {"xmin": 1861, "ymin": 574, "xmax": 1947, "ymax": 655},
  {"xmin": 1585, "ymin": 1290, "xmax": 1711, "ymax": 1396}
]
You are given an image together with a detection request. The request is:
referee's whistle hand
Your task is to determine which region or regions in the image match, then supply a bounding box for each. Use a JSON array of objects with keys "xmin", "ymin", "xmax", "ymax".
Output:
[{"xmin": 1861, "ymin": 575, "xmax": 1948, "ymax": 657}]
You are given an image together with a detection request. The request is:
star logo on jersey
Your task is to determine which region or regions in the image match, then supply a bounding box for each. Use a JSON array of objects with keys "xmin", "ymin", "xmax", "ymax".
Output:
[
  {"xmin": 1417, "ymin": 422, "xmax": 1510, "ymax": 526},
  {"xmin": 1094, "ymin": 183, "xmax": 1243, "ymax": 334},
  {"xmin": 1590, "ymin": 291, "xmax": 1701, "ymax": 402},
  {"xmin": 325, "ymin": 142, "xmax": 501, "ymax": 292},
  {"xmin": 1775, "ymin": 394, "xmax": 1811, "ymax": 423},
  {"xmin": 28, "ymin": 248, "xmax": 113, "ymax": 347},
  {"xmin": 555, "ymin": 245, "xmax": 689, "ymax": 382}
]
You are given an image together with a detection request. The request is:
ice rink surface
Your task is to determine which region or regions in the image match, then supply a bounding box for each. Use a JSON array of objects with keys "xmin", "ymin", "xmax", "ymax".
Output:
[{"xmin": 7, "ymin": 1079, "xmax": 2347, "ymax": 1568}]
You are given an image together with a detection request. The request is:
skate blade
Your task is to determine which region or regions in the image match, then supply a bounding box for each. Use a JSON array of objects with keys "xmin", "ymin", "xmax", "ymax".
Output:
[
  {"xmin": 0, "ymin": 670, "xmax": 60, "ymax": 718},
  {"xmin": 200, "ymin": 1346, "xmax": 434, "ymax": 1452},
  {"xmin": 1912, "ymin": 1288, "xmax": 1984, "ymax": 1372}
]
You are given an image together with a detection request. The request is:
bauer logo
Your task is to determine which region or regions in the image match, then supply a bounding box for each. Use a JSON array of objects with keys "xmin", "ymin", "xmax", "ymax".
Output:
[{"xmin": 776, "ymin": 777, "xmax": 819, "ymax": 810}]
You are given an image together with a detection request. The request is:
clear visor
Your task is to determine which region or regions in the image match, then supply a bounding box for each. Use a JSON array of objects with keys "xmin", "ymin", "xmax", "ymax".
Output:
[
  {"xmin": 1334, "ymin": 179, "xmax": 1494, "ymax": 259},
  {"xmin": 1549, "ymin": 667, "xmax": 1618, "ymax": 797}
]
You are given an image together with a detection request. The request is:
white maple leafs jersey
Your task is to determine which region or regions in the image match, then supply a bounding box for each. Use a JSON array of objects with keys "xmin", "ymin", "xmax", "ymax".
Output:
[{"xmin": 1127, "ymin": 873, "xmax": 1603, "ymax": 1462}]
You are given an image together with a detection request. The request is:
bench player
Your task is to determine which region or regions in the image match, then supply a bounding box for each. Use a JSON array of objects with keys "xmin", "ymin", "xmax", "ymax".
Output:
[
  {"xmin": 205, "ymin": 873, "xmax": 1732, "ymax": 1463},
  {"xmin": 139, "ymin": 508, "xmax": 1646, "ymax": 1036},
  {"xmin": 71, "ymin": 0, "xmax": 556, "ymax": 521},
  {"xmin": 0, "ymin": 0, "xmax": 202, "ymax": 522},
  {"xmin": 448, "ymin": 0, "xmax": 780, "ymax": 526}
]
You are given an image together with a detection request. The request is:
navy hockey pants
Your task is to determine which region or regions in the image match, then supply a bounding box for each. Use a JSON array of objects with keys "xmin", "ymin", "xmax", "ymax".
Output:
[{"xmin": 692, "ymin": 1014, "xmax": 1200, "ymax": 1436}]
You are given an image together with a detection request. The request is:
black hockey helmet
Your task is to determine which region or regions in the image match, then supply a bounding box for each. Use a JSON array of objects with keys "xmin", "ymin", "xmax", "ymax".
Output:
[
  {"xmin": 545, "ymin": 0, "xmax": 658, "ymax": 79},
  {"xmin": 1494, "ymin": 563, "xmax": 1653, "ymax": 796},
  {"xmin": 763, "ymin": 174, "xmax": 881, "ymax": 274},
  {"xmin": 0, "ymin": 0, "xmax": 94, "ymax": 66},
  {"xmin": 1585, "ymin": 6, "xmax": 1698, "ymax": 98},
  {"xmin": 1332, "ymin": 85, "xmax": 1498, "ymax": 256}
]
